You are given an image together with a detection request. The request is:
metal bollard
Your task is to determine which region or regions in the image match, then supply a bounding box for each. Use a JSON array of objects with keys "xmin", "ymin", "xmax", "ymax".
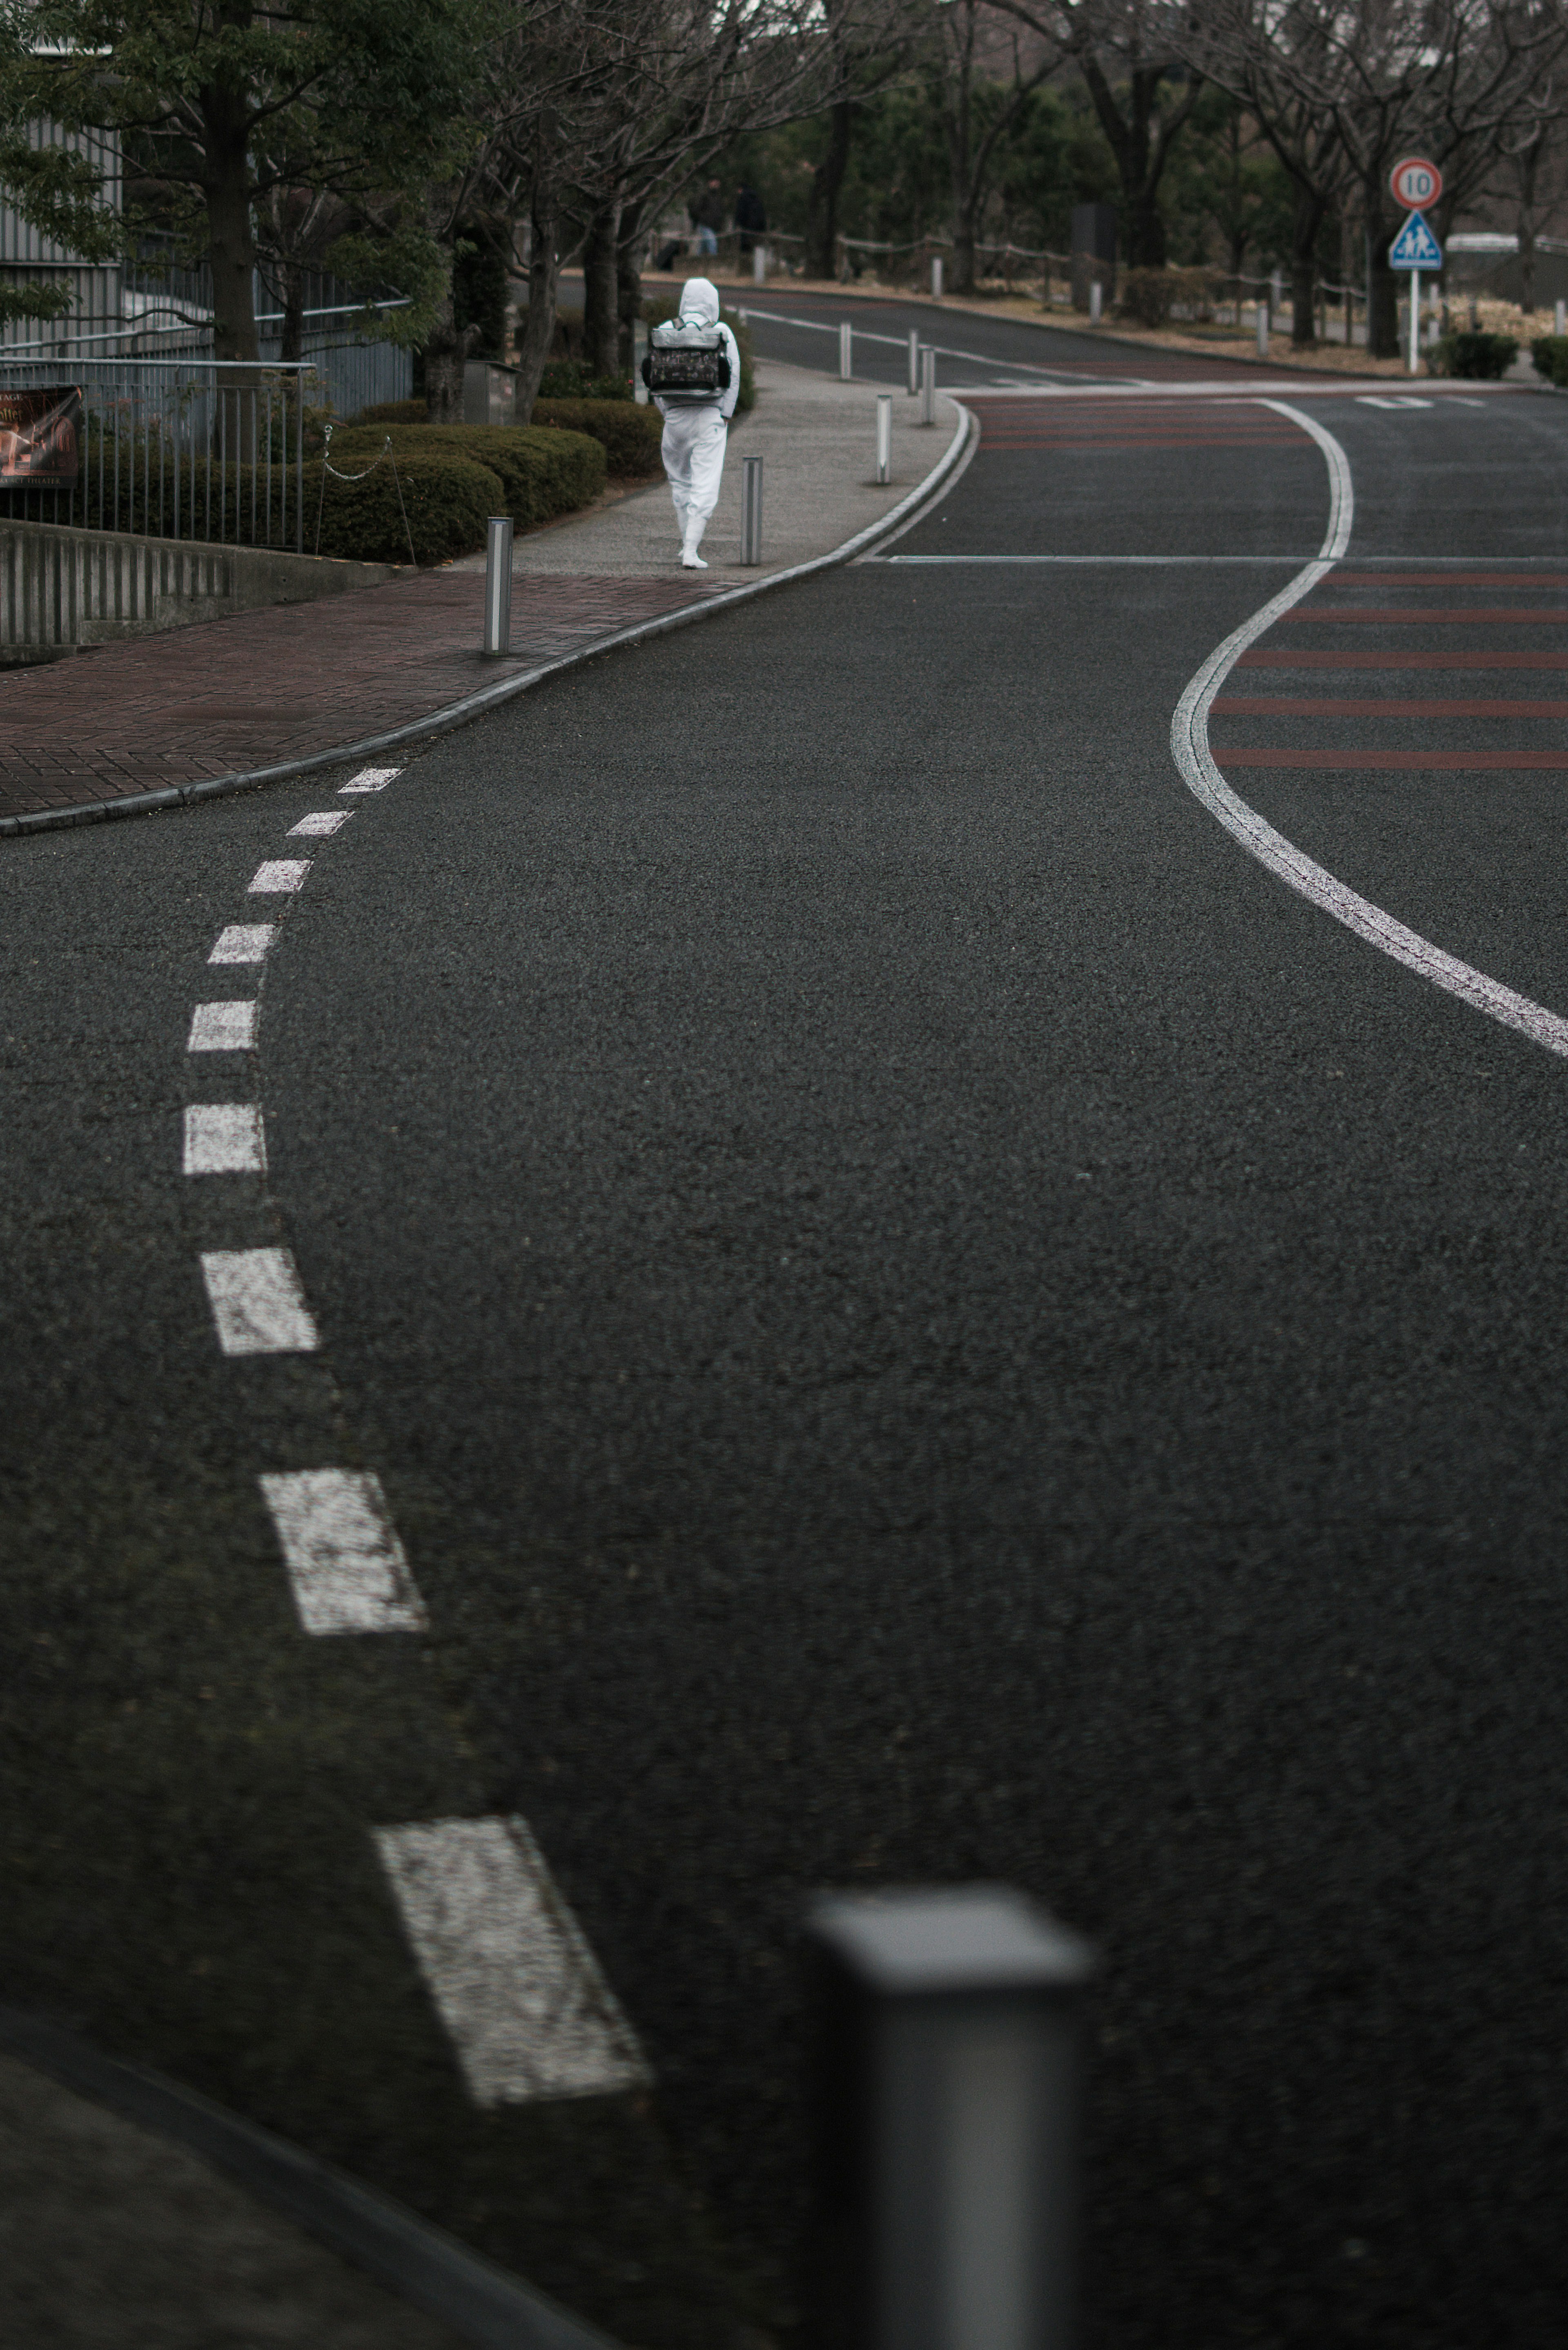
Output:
[
  {"xmin": 633, "ymin": 320, "xmax": 649, "ymax": 405},
  {"xmin": 920, "ymin": 344, "xmax": 936, "ymax": 425},
  {"xmin": 754, "ymin": 243, "xmax": 766, "ymax": 285},
  {"xmin": 908, "ymin": 327, "xmax": 920, "ymax": 395},
  {"xmin": 875, "ymin": 393, "xmax": 892, "ymax": 484},
  {"xmin": 1557, "ymin": 297, "xmax": 1566, "ymax": 337},
  {"xmin": 806, "ymin": 1886, "xmax": 1095, "ymax": 2350},
  {"xmin": 840, "ymin": 320, "xmax": 853, "ymax": 380},
  {"xmin": 482, "ymin": 515, "xmax": 513, "ymax": 656},
  {"xmin": 1256, "ymin": 296, "xmax": 1268, "ymax": 357},
  {"xmin": 740, "ymin": 453, "xmax": 763, "ymax": 564},
  {"xmin": 932, "ymin": 255, "xmax": 944, "ymax": 299},
  {"xmin": 1089, "ymin": 279, "xmax": 1102, "ymax": 325}
]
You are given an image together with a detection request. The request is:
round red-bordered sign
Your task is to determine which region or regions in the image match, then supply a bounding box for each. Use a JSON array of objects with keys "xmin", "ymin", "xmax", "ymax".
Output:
[{"xmin": 1390, "ymin": 156, "xmax": 1443, "ymax": 209}]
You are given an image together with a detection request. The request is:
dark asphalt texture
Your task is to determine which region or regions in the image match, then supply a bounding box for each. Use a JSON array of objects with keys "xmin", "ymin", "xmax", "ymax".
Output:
[{"xmin": 4, "ymin": 308, "xmax": 1567, "ymax": 2349}]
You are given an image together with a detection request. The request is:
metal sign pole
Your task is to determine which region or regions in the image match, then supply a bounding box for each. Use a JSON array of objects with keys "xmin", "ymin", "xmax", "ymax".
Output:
[{"xmin": 1409, "ymin": 268, "xmax": 1420, "ymax": 374}]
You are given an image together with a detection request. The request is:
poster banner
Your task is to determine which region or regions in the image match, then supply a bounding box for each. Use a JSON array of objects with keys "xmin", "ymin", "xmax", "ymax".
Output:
[{"xmin": 0, "ymin": 388, "xmax": 82, "ymax": 486}]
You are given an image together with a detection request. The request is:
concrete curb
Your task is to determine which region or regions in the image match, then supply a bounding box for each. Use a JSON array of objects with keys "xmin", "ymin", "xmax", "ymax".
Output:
[
  {"xmin": 0, "ymin": 2004, "xmax": 624, "ymax": 2350},
  {"xmin": 1, "ymin": 398, "xmax": 976, "ymax": 842}
]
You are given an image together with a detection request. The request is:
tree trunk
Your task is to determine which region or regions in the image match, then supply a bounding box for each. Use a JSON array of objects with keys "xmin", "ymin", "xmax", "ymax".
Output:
[
  {"xmin": 807, "ymin": 100, "xmax": 853, "ymax": 279},
  {"xmin": 201, "ymin": 91, "xmax": 260, "ymax": 362},
  {"xmin": 281, "ymin": 264, "xmax": 305, "ymax": 364},
  {"xmin": 1290, "ymin": 182, "xmax": 1327, "ymax": 347},
  {"xmin": 1077, "ymin": 56, "xmax": 1195, "ymax": 272},
  {"xmin": 616, "ymin": 200, "xmax": 644, "ymax": 375},
  {"xmin": 514, "ymin": 174, "xmax": 562, "ymax": 424},
  {"xmin": 1365, "ymin": 210, "xmax": 1400, "ymax": 358},
  {"xmin": 582, "ymin": 201, "xmax": 621, "ymax": 377}
]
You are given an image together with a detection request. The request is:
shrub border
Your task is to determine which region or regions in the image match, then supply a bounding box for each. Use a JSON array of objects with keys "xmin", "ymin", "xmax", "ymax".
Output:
[{"xmin": 2, "ymin": 398, "xmax": 974, "ymax": 840}]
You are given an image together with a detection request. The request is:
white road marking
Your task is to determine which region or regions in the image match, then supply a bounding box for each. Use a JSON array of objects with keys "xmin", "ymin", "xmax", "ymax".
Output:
[
  {"xmin": 373, "ymin": 1817, "xmax": 649, "ymax": 2106},
  {"xmin": 208, "ymin": 925, "xmax": 277, "ymax": 965},
  {"xmin": 883, "ymin": 553, "xmax": 1314, "ymax": 564},
  {"xmin": 249, "ymin": 860, "xmax": 311, "ymax": 894},
  {"xmin": 338, "ymin": 767, "xmax": 401, "ymax": 794},
  {"xmin": 259, "ymin": 1470, "xmax": 427, "ymax": 1635},
  {"xmin": 287, "ymin": 811, "xmax": 352, "ymax": 837},
  {"xmin": 1356, "ymin": 395, "xmax": 1433, "ymax": 409},
  {"xmin": 183, "ymin": 1103, "xmax": 265, "ymax": 1175},
  {"xmin": 187, "ymin": 1001, "xmax": 257, "ymax": 1052},
  {"xmin": 1169, "ymin": 399, "xmax": 1568, "ymax": 1061},
  {"xmin": 200, "ymin": 1248, "xmax": 319, "ymax": 1354}
]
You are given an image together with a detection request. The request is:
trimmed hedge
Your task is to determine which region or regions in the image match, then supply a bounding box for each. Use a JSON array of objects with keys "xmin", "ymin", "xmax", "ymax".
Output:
[
  {"xmin": 69, "ymin": 448, "xmax": 504, "ymax": 564},
  {"xmin": 530, "ymin": 397, "xmax": 664, "ymax": 477},
  {"xmin": 536, "ymin": 361, "xmax": 635, "ymax": 400},
  {"xmin": 1532, "ymin": 334, "xmax": 1568, "ymax": 388},
  {"xmin": 330, "ymin": 421, "xmax": 606, "ymax": 527},
  {"xmin": 358, "ymin": 399, "xmax": 428, "ymax": 426},
  {"xmin": 641, "ymin": 293, "xmax": 756, "ymax": 411},
  {"xmin": 1428, "ymin": 330, "xmax": 1518, "ymax": 380}
]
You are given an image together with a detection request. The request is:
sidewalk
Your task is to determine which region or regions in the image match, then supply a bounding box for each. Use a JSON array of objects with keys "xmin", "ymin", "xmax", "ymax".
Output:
[{"xmin": 0, "ymin": 362, "xmax": 961, "ymax": 833}]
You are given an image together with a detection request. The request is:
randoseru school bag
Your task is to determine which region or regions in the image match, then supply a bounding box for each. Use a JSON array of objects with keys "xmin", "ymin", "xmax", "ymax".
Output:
[{"xmin": 642, "ymin": 318, "xmax": 733, "ymax": 403}]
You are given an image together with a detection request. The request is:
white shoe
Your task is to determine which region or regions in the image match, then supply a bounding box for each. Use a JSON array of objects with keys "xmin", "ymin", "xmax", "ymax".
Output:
[{"xmin": 681, "ymin": 550, "xmax": 708, "ymax": 569}]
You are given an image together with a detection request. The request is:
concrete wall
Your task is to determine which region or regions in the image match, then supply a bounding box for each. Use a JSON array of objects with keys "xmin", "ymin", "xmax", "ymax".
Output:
[{"xmin": 0, "ymin": 517, "xmax": 401, "ymax": 662}]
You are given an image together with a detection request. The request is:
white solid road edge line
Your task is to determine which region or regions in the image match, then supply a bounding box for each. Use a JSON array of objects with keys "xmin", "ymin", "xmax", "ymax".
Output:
[
  {"xmin": 183, "ymin": 1103, "xmax": 265, "ymax": 1175},
  {"xmin": 259, "ymin": 1470, "xmax": 427, "ymax": 1635},
  {"xmin": 1169, "ymin": 398, "xmax": 1568, "ymax": 1063},
  {"xmin": 200, "ymin": 1248, "xmax": 320, "ymax": 1355},
  {"xmin": 373, "ymin": 1817, "xmax": 650, "ymax": 2106},
  {"xmin": 188, "ymin": 1001, "xmax": 258, "ymax": 1052}
]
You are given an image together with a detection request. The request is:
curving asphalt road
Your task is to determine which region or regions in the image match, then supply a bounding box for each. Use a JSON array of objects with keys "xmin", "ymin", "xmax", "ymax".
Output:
[{"xmin": 4, "ymin": 301, "xmax": 1567, "ymax": 2348}]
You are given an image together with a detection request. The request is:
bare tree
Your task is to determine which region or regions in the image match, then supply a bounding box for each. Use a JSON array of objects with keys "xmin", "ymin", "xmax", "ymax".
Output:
[{"xmin": 932, "ymin": 0, "xmax": 1058, "ymax": 291}]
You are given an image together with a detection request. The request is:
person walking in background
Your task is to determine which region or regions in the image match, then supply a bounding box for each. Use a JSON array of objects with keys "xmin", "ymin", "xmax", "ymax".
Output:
[
  {"xmin": 734, "ymin": 184, "xmax": 767, "ymax": 258},
  {"xmin": 689, "ymin": 179, "xmax": 726, "ymax": 258},
  {"xmin": 648, "ymin": 277, "xmax": 741, "ymax": 571}
]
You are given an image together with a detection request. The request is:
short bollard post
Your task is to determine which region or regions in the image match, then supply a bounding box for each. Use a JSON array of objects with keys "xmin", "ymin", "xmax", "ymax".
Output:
[
  {"xmin": 875, "ymin": 393, "xmax": 892, "ymax": 484},
  {"xmin": 839, "ymin": 320, "xmax": 853, "ymax": 380},
  {"xmin": 1256, "ymin": 294, "xmax": 1268, "ymax": 357},
  {"xmin": 1089, "ymin": 279, "xmax": 1102, "ymax": 325},
  {"xmin": 741, "ymin": 454, "xmax": 763, "ymax": 564},
  {"xmin": 931, "ymin": 254, "xmax": 944, "ymax": 299},
  {"xmin": 482, "ymin": 515, "xmax": 513, "ymax": 656},
  {"xmin": 920, "ymin": 344, "xmax": 936, "ymax": 425},
  {"xmin": 907, "ymin": 327, "xmax": 920, "ymax": 395},
  {"xmin": 1557, "ymin": 297, "xmax": 1566, "ymax": 337},
  {"xmin": 753, "ymin": 243, "xmax": 766, "ymax": 285},
  {"xmin": 805, "ymin": 1886, "xmax": 1096, "ymax": 2350}
]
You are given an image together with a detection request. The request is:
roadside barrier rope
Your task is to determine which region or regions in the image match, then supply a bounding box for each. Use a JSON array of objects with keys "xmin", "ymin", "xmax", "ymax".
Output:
[{"xmin": 314, "ymin": 421, "xmax": 418, "ymax": 567}]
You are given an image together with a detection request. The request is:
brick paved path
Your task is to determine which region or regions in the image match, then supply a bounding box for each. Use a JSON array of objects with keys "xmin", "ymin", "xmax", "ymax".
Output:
[{"xmin": 0, "ymin": 571, "xmax": 719, "ymax": 825}]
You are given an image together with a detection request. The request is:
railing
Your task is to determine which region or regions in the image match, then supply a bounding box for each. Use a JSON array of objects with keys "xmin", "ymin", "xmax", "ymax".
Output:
[{"xmin": 0, "ymin": 358, "xmax": 314, "ymax": 553}]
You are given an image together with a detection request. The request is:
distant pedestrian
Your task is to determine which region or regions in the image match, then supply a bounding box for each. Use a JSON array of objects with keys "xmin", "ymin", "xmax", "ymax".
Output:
[
  {"xmin": 690, "ymin": 179, "xmax": 726, "ymax": 258},
  {"xmin": 734, "ymin": 184, "xmax": 767, "ymax": 257},
  {"xmin": 646, "ymin": 277, "xmax": 741, "ymax": 570}
]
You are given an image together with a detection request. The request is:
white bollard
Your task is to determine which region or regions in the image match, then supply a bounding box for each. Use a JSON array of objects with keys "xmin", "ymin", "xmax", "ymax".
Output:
[
  {"xmin": 920, "ymin": 343, "xmax": 936, "ymax": 424},
  {"xmin": 908, "ymin": 326, "xmax": 920, "ymax": 395},
  {"xmin": 1557, "ymin": 297, "xmax": 1566, "ymax": 337},
  {"xmin": 875, "ymin": 392, "xmax": 892, "ymax": 484},
  {"xmin": 932, "ymin": 255, "xmax": 943, "ymax": 299},
  {"xmin": 1089, "ymin": 279, "xmax": 1102, "ymax": 325},
  {"xmin": 482, "ymin": 515, "xmax": 513, "ymax": 656},
  {"xmin": 839, "ymin": 320, "xmax": 852, "ymax": 380},
  {"xmin": 740, "ymin": 453, "xmax": 763, "ymax": 564},
  {"xmin": 1256, "ymin": 296, "xmax": 1268, "ymax": 357},
  {"xmin": 753, "ymin": 243, "xmax": 766, "ymax": 285}
]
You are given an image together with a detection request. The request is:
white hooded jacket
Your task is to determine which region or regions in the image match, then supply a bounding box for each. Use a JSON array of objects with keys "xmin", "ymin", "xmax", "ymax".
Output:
[{"xmin": 652, "ymin": 277, "xmax": 741, "ymax": 422}]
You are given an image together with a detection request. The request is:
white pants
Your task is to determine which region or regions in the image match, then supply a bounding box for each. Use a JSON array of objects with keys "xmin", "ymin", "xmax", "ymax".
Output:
[{"xmin": 662, "ymin": 407, "xmax": 728, "ymax": 554}]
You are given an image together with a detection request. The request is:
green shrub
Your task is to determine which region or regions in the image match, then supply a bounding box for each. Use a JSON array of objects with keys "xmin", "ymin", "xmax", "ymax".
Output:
[
  {"xmin": 357, "ymin": 399, "xmax": 428, "ymax": 426},
  {"xmin": 530, "ymin": 397, "xmax": 664, "ymax": 476},
  {"xmin": 330, "ymin": 422, "xmax": 606, "ymax": 527},
  {"xmin": 73, "ymin": 448, "xmax": 503, "ymax": 564},
  {"xmin": 1428, "ymin": 330, "xmax": 1519, "ymax": 379},
  {"xmin": 536, "ymin": 361, "xmax": 634, "ymax": 401},
  {"xmin": 1531, "ymin": 334, "xmax": 1568, "ymax": 388},
  {"xmin": 1117, "ymin": 266, "xmax": 1222, "ymax": 329},
  {"xmin": 641, "ymin": 292, "xmax": 756, "ymax": 412}
]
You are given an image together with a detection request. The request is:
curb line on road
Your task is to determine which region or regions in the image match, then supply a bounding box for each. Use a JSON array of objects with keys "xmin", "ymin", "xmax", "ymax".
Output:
[
  {"xmin": 1, "ymin": 400, "xmax": 976, "ymax": 842},
  {"xmin": 0, "ymin": 2004, "xmax": 625, "ymax": 2350}
]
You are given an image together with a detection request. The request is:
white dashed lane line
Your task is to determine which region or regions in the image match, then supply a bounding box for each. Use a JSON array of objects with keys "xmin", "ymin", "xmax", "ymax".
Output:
[
  {"xmin": 208, "ymin": 924, "xmax": 277, "ymax": 965},
  {"xmin": 183, "ymin": 1102, "xmax": 266, "ymax": 1175},
  {"xmin": 338, "ymin": 766, "xmax": 400, "ymax": 795},
  {"xmin": 288, "ymin": 810, "xmax": 353, "ymax": 838},
  {"xmin": 259, "ymin": 1470, "xmax": 428, "ymax": 1635},
  {"xmin": 187, "ymin": 1001, "xmax": 257, "ymax": 1052},
  {"xmin": 249, "ymin": 859, "xmax": 312, "ymax": 894},
  {"xmin": 200, "ymin": 1246, "xmax": 320, "ymax": 1354},
  {"xmin": 373, "ymin": 1818, "xmax": 650, "ymax": 2105}
]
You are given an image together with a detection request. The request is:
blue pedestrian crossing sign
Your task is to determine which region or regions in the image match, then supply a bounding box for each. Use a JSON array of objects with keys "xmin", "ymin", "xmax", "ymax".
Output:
[{"xmin": 1389, "ymin": 211, "xmax": 1443, "ymax": 270}]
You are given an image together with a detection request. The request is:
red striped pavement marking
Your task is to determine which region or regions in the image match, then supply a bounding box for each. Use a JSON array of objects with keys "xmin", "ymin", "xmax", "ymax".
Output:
[
  {"xmin": 1288, "ymin": 608, "xmax": 1568, "ymax": 624},
  {"xmin": 1211, "ymin": 695, "xmax": 1568, "ymax": 717},
  {"xmin": 1325, "ymin": 573, "xmax": 1568, "ymax": 589},
  {"xmin": 1237, "ymin": 649, "xmax": 1568, "ymax": 668},
  {"xmin": 1212, "ymin": 748, "xmax": 1568, "ymax": 769}
]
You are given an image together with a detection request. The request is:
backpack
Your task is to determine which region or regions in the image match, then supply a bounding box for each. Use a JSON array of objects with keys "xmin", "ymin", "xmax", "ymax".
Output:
[{"xmin": 642, "ymin": 317, "xmax": 733, "ymax": 404}]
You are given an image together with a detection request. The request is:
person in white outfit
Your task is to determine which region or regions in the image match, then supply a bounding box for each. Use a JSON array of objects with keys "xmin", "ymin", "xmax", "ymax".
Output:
[{"xmin": 654, "ymin": 278, "xmax": 741, "ymax": 570}]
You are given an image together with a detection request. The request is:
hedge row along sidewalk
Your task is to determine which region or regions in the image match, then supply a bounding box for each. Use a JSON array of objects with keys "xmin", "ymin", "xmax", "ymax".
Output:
[{"xmin": 0, "ymin": 362, "xmax": 969, "ymax": 836}]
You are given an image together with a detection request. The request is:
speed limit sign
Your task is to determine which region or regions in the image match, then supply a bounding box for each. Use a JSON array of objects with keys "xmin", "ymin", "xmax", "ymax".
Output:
[{"xmin": 1391, "ymin": 156, "xmax": 1443, "ymax": 209}]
